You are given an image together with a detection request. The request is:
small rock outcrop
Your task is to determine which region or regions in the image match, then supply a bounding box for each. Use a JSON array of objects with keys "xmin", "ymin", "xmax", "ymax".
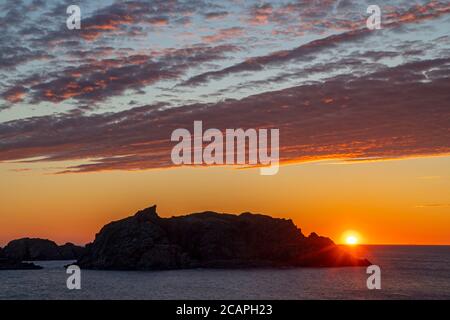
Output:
[
  {"xmin": 77, "ymin": 205, "xmax": 371, "ymax": 270},
  {"xmin": 2, "ymin": 238, "xmax": 85, "ymax": 261},
  {"xmin": 0, "ymin": 247, "xmax": 42, "ymax": 270},
  {"xmin": 59, "ymin": 243, "xmax": 86, "ymax": 260}
]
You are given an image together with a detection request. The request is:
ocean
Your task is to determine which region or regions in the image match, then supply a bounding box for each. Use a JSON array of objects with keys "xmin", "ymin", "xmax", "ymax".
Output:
[{"xmin": 1, "ymin": 245, "xmax": 449, "ymax": 300}]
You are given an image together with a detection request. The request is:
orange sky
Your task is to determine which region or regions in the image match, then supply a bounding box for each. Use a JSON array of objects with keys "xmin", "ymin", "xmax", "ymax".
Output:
[{"xmin": 1, "ymin": 155, "xmax": 449, "ymax": 247}]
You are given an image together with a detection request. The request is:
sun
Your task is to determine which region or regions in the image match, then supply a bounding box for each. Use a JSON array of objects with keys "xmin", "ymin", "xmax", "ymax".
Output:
[
  {"xmin": 341, "ymin": 230, "xmax": 362, "ymax": 245},
  {"xmin": 345, "ymin": 235, "xmax": 358, "ymax": 245}
]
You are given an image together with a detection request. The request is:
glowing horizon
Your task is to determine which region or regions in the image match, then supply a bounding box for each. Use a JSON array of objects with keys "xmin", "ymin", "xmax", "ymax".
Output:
[
  {"xmin": 1, "ymin": 155, "xmax": 449, "ymax": 247},
  {"xmin": 1, "ymin": 0, "xmax": 449, "ymax": 248}
]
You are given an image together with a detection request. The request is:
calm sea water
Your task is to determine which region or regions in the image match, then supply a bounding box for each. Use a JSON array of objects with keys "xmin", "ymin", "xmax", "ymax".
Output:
[{"xmin": 1, "ymin": 246, "xmax": 449, "ymax": 300}]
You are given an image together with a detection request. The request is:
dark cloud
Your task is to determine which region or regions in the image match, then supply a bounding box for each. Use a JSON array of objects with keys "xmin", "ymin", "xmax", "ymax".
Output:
[
  {"xmin": 0, "ymin": 58, "xmax": 449, "ymax": 173},
  {"xmin": 181, "ymin": 1, "xmax": 450, "ymax": 87},
  {"xmin": 181, "ymin": 28, "xmax": 370, "ymax": 86},
  {"xmin": 204, "ymin": 11, "xmax": 229, "ymax": 20},
  {"xmin": 0, "ymin": 47, "xmax": 52, "ymax": 70},
  {"xmin": 3, "ymin": 45, "xmax": 239, "ymax": 105},
  {"xmin": 2, "ymin": 86, "xmax": 27, "ymax": 103},
  {"xmin": 31, "ymin": 0, "xmax": 216, "ymax": 45}
]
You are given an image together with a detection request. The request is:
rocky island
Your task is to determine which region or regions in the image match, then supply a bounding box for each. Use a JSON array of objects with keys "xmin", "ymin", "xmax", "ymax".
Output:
[
  {"xmin": 77, "ymin": 205, "xmax": 370, "ymax": 270},
  {"xmin": 0, "ymin": 247, "xmax": 42, "ymax": 270},
  {"xmin": 2, "ymin": 238, "xmax": 85, "ymax": 261}
]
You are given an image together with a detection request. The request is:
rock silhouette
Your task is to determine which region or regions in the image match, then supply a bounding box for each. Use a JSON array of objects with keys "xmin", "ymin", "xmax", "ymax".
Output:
[
  {"xmin": 0, "ymin": 247, "xmax": 42, "ymax": 270},
  {"xmin": 2, "ymin": 238, "xmax": 85, "ymax": 261},
  {"xmin": 77, "ymin": 205, "xmax": 371, "ymax": 270}
]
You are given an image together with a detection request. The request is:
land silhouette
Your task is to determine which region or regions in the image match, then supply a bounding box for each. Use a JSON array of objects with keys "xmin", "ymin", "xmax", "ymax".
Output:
[
  {"xmin": 77, "ymin": 205, "xmax": 370, "ymax": 270},
  {"xmin": 0, "ymin": 205, "xmax": 370, "ymax": 270}
]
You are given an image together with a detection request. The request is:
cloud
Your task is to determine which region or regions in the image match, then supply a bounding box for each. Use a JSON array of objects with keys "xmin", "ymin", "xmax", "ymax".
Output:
[
  {"xmin": 0, "ymin": 57, "xmax": 449, "ymax": 173},
  {"xmin": 0, "ymin": 47, "xmax": 52, "ymax": 70},
  {"xmin": 202, "ymin": 27, "xmax": 245, "ymax": 43},
  {"xmin": 417, "ymin": 176, "xmax": 441, "ymax": 180},
  {"xmin": 416, "ymin": 204, "xmax": 450, "ymax": 208},
  {"xmin": 30, "ymin": 60, "xmax": 179, "ymax": 103},
  {"xmin": 181, "ymin": 1, "xmax": 450, "ymax": 87},
  {"xmin": 204, "ymin": 11, "xmax": 229, "ymax": 20},
  {"xmin": 25, "ymin": 0, "xmax": 213, "ymax": 47},
  {"xmin": 248, "ymin": 3, "xmax": 273, "ymax": 25},
  {"xmin": 2, "ymin": 86, "xmax": 27, "ymax": 103},
  {"xmin": 181, "ymin": 28, "xmax": 371, "ymax": 86},
  {"xmin": 148, "ymin": 17, "xmax": 170, "ymax": 26},
  {"xmin": 3, "ymin": 45, "xmax": 239, "ymax": 105}
]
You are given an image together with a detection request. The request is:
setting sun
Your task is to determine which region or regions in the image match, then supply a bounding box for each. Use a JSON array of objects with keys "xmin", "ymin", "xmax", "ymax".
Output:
[
  {"xmin": 341, "ymin": 230, "xmax": 362, "ymax": 245},
  {"xmin": 345, "ymin": 235, "xmax": 358, "ymax": 245}
]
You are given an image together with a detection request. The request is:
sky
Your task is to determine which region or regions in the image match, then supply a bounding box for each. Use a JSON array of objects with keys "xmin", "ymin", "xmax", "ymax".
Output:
[{"xmin": 0, "ymin": 0, "xmax": 449, "ymax": 246}]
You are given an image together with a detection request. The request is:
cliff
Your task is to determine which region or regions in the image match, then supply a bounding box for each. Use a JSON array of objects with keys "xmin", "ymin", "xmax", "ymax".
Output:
[{"xmin": 77, "ymin": 205, "xmax": 370, "ymax": 270}]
